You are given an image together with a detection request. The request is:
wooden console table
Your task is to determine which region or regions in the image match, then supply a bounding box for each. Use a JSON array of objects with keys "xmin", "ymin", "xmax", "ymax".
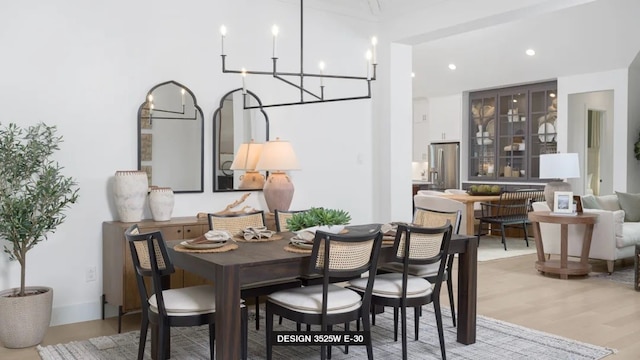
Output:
[{"xmin": 529, "ymin": 211, "xmax": 598, "ymax": 279}]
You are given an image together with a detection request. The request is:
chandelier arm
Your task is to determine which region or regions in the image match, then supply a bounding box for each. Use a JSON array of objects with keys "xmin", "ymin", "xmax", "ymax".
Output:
[
  {"xmin": 273, "ymin": 75, "xmax": 321, "ymax": 100},
  {"xmin": 243, "ymin": 94, "xmax": 373, "ymax": 110}
]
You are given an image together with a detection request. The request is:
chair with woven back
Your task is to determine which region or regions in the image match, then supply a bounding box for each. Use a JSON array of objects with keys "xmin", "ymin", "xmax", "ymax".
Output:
[
  {"xmin": 265, "ymin": 224, "xmax": 384, "ymax": 360},
  {"xmin": 350, "ymin": 222, "xmax": 453, "ymax": 360},
  {"xmin": 207, "ymin": 211, "xmax": 302, "ymax": 330},
  {"xmin": 379, "ymin": 206, "xmax": 461, "ymax": 333},
  {"xmin": 274, "ymin": 209, "xmax": 308, "ymax": 232},
  {"xmin": 124, "ymin": 224, "xmax": 248, "ymax": 360}
]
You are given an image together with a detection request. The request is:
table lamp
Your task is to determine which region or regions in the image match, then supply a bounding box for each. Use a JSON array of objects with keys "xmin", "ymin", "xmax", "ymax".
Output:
[
  {"xmin": 539, "ymin": 153, "xmax": 580, "ymax": 209},
  {"xmin": 255, "ymin": 138, "xmax": 300, "ymax": 212},
  {"xmin": 230, "ymin": 140, "xmax": 264, "ymax": 189}
]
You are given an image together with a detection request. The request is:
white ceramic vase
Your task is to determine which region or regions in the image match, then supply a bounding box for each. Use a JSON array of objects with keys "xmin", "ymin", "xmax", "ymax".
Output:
[
  {"xmin": 113, "ymin": 170, "xmax": 149, "ymax": 222},
  {"xmin": 149, "ymin": 187, "xmax": 174, "ymax": 222}
]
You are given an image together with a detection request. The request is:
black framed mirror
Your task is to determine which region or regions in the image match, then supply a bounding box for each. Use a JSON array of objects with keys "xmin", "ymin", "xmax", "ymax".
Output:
[
  {"xmin": 138, "ymin": 80, "xmax": 204, "ymax": 193},
  {"xmin": 213, "ymin": 89, "xmax": 269, "ymax": 192}
]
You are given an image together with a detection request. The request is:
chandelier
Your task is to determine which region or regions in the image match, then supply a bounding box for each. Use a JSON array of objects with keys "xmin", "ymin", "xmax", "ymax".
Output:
[{"xmin": 219, "ymin": 0, "xmax": 378, "ymax": 109}]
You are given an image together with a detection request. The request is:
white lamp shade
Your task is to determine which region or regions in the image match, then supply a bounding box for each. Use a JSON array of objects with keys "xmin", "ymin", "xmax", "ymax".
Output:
[
  {"xmin": 230, "ymin": 142, "xmax": 263, "ymax": 170},
  {"xmin": 539, "ymin": 153, "xmax": 580, "ymax": 179},
  {"xmin": 255, "ymin": 138, "xmax": 300, "ymax": 171}
]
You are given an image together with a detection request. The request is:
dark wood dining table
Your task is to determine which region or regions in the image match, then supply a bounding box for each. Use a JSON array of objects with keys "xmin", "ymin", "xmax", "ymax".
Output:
[{"xmin": 167, "ymin": 228, "xmax": 478, "ymax": 360}]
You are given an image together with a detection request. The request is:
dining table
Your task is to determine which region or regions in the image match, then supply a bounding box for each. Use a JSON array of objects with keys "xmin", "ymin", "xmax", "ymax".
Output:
[
  {"xmin": 441, "ymin": 193, "xmax": 502, "ymax": 235},
  {"xmin": 167, "ymin": 227, "xmax": 478, "ymax": 360}
]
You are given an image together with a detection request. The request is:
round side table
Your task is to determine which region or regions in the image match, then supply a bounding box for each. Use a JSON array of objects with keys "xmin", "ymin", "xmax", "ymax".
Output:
[{"xmin": 528, "ymin": 211, "xmax": 598, "ymax": 279}]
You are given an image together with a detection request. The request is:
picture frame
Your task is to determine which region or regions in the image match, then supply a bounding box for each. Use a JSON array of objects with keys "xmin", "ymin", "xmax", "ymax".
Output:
[
  {"xmin": 573, "ymin": 195, "xmax": 583, "ymax": 214},
  {"xmin": 553, "ymin": 191, "xmax": 574, "ymax": 213}
]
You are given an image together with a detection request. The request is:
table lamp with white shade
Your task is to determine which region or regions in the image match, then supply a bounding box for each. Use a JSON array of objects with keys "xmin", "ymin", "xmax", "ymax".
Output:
[
  {"xmin": 539, "ymin": 153, "xmax": 580, "ymax": 209},
  {"xmin": 255, "ymin": 138, "xmax": 300, "ymax": 213},
  {"xmin": 230, "ymin": 140, "xmax": 264, "ymax": 189}
]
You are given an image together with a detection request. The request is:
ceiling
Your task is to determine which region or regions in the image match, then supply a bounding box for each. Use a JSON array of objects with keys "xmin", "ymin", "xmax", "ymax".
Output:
[{"xmin": 306, "ymin": 0, "xmax": 640, "ymax": 99}]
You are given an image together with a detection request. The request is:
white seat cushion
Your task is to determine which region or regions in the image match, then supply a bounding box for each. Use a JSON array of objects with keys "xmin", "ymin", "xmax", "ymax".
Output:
[
  {"xmin": 149, "ymin": 285, "xmax": 216, "ymax": 316},
  {"xmin": 350, "ymin": 273, "xmax": 432, "ymax": 299},
  {"xmin": 268, "ymin": 284, "xmax": 362, "ymax": 314},
  {"xmin": 379, "ymin": 261, "xmax": 443, "ymax": 277}
]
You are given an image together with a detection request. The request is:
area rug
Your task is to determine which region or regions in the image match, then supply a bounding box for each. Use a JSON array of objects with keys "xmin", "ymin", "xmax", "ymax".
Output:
[
  {"xmin": 591, "ymin": 266, "xmax": 636, "ymax": 288},
  {"xmin": 38, "ymin": 306, "xmax": 614, "ymax": 360},
  {"xmin": 477, "ymin": 235, "xmax": 537, "ymax": 262}
]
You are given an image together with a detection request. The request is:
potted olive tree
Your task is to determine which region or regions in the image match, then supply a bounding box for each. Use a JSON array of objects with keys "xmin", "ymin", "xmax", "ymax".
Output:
[{"xmin": 0, "ymin": 123, "xmax": 79, "ymax": 348}]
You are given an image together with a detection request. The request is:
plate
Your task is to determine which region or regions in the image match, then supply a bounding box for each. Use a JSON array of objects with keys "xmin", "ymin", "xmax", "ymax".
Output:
[
  {"xmin": 538, "ymin": 123, "xmax": 556, "ymax": 143},
  {"xmin": 180, "ymin": 240, "xmax": 228, "ymax": 250},
  {"xmin": 486, "ymin": 120, "xmax": 495, "ymax": 137}
]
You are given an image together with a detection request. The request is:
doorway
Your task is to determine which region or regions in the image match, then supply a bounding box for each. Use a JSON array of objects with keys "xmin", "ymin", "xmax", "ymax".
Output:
[
  {"xmin": 586, "ymin": 109, "xmax": 604, "ymax": 195},
  {"xmin": 567, "ymin": 90, "xmax": 613, "ymax": 196}
]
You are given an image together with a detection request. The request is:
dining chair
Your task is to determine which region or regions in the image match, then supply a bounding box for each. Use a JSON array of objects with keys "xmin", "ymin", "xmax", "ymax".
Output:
[
  {"xmin": 265, "ymin": 224, "xmax": 384, "ymax": 360},
  {"xmin": 124, "ymin": 224, "xmax": 248, "ymax": 360},
  {"xmin": 350, "ymin": 222, "xmax": 453, "ymax": 360},
  {"xmin": 274, "ymin": 209, "xmax": 308, "ymax": 232},
  {"xmin": 208, "ymin": 210, "xmax": 267, "ymax": 236},
  {"xmin": 379, "ymin": 206, "xmax": 461, "ymax": 328},
  {"xmin": 207, "ymin": 211, "xmax": 302, "ymax": 330}
]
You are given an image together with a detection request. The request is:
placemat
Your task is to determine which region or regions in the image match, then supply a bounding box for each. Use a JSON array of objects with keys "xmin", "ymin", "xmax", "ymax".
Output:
[
  {"xmin": 174, "ymin": 243, "xmax": 238, "ymax": 253},
  {"xmin": 284, "ymin": 244, "xmax": 312, "ymax": 254},
  {"xmin": 233, "ymin": 234, "xmax": 284, "ymax": 243}
]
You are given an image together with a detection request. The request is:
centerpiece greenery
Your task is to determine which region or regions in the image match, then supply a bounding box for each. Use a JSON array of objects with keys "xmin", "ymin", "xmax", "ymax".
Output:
[
  {"xmin": 286, "ymin": 207, "xmax": 351, "ymax": 232},
  {"xmin": 0, "ymin": 123, "xmax": 79, "ymax": 297}
]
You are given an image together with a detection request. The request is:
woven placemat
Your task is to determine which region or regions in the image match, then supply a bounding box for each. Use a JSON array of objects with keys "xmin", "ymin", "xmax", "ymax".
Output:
[
  {"xmin": 174, "ymin": 243, "xmax": 238, "ymax": 253},
  {"xmin": 284, "ymin": 244, "xmax": 312, "ymax": 254},
  {"xmin": 234, "ymin": 234, "xmax": 284, "ymax": 243}
]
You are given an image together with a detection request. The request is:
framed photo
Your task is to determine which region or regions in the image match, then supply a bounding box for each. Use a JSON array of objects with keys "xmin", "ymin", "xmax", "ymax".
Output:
[
  {"xmin": 553, "ymin": 191, "xmax": 573, "ymax": 213},
  {"xmin": 573, "ymin": 195, "xmax": 583, "ymax": 214}
]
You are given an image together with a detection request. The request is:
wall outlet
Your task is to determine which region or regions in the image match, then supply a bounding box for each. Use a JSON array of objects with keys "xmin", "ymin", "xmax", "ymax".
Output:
[{"xmin": 86, "ymin": 266, "xmax": 97, "ymax": 282}]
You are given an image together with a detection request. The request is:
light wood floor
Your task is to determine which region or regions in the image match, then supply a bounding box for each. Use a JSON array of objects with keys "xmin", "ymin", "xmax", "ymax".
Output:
[{"xmin": 2, "ymin": 253, "xmax": 639, "ymax": 359}]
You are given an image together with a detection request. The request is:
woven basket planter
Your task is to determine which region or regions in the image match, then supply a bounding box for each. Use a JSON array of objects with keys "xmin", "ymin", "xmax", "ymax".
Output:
[{"xmin": 0, "ymin": 286, "xmax": 53, "ymax": 348}]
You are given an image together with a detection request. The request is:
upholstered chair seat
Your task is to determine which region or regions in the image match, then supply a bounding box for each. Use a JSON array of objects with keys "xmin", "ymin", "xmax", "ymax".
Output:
[
  {"xmin": 351, "ymin": 273, "xmax": 432, "ymax": 298},
  {"xmin": 268, "ymin": 284, "xmax": 362, "ymax": 314},
  {"xmin": 149, "ymin": 285, "xmax": 217, "ymax": 315},
  {"xmin": 379, "ymin": 262, "xmax": 441, "ymax": 278}
]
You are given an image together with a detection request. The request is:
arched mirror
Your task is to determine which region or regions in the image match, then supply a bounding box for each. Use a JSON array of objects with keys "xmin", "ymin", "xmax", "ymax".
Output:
[
  {"xmin": 213, "ymin": 89, "xmax": 269, "ymax": 192},
  {"xmin": 138, "ymin": 80, "xmax": 204, "ymax": 193}
]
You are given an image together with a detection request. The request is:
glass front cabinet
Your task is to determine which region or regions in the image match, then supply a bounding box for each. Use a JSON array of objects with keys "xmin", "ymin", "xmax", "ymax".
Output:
[{"xmin": 469, "ymin": 81, "xmax": 557, "ymax": 181}]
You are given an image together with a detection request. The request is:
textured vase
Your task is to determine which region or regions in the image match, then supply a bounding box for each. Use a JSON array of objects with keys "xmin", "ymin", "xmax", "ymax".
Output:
[
  {"xmin": 149, "ymin": 187, "xmax": 174, "ymax": 222},
  {"xmin": 113, "ymin": 170, "xmax": 149, "ymax": 222},
  {"xmin": 0, "ymin": 287, "xmax": 53, "ymax": 348}
]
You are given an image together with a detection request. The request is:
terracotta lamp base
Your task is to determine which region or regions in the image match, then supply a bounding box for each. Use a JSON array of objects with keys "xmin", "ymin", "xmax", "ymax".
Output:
[
  {"xmin": 237, "ymin": 171, "xmax": 265, "ymax": 190},
  {"xmin": 544, "ymin": 180, "xmax": 572, "ymax": 209},
  {"xmin": 263, "ymin": 172, "xmax": 294, "ymax": 213}
]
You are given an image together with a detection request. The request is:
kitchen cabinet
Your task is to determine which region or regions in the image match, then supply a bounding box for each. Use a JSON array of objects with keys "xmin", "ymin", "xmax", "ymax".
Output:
[
  {"xmin": 102, "ymin": 217, "xmax": 210, "ymax": 328},
  {"xmin": 428, "ymin": 94, "xmax": 462, "ymax": 143},
  {"xmin": 469, "ymin": 81, "xmax": 557, "ymax": 182}
]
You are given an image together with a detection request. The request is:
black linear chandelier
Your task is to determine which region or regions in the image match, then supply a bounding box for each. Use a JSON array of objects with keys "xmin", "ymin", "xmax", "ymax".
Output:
[{"xmin": 219, "ymin": 0, "xmax": 378, "ymax": 109}]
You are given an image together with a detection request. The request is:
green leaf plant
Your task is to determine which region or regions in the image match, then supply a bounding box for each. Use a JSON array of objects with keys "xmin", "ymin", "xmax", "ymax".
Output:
[
  {"xmin": 0, "ymin": 123, "xmax": 79, "ymax": 297},
  {"xmin": 286, "ymin": 207, "xmax": 351, "ymax": 232}
]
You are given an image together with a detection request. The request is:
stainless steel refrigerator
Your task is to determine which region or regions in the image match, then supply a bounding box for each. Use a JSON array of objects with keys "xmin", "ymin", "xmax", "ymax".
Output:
[{"xmin": 428, "ymin": 142, "xmax": 460, "ymax": 190}]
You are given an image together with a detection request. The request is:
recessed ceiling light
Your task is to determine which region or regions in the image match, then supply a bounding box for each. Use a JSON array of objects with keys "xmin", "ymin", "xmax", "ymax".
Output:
[
  {"xmin": 411, "ymin": 72, "xmax": 416, "ymax": 78},
  {"xmin": 448, "ymin": 64, "xmax": 456, "ymax": 70},
  {"xmin": 526, "ymin": 49, "xmax": 536, "ymax": 56}
]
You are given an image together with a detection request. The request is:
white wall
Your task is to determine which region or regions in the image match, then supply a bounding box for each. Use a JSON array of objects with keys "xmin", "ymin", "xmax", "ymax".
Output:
[{"xmin": 0, "ymin": 0, "xmax": 379, "ymax": 325}]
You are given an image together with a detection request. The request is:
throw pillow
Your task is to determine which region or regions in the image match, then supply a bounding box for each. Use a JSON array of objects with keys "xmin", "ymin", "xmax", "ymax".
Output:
[
  {"xmin": 581, "ymin": 195, "xmax": 601, "ymax": 209},
  {"xmin": 615, "ymin": 191, "xmax": 640, "ymax": 222}
]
